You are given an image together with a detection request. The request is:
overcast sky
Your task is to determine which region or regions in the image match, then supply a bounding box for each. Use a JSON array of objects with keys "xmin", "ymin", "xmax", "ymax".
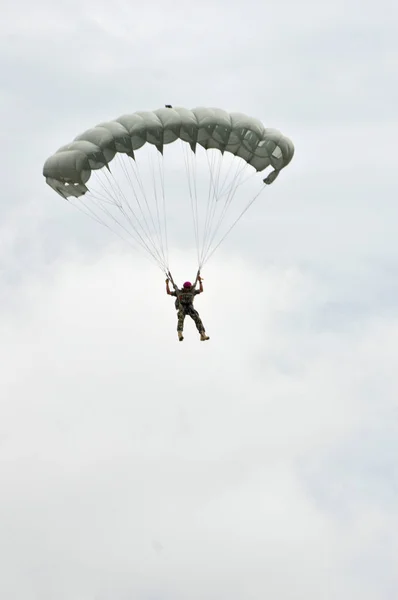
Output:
[{"xmin": 1, "ymin": 0, "xmax": 398, "ymax": 598}]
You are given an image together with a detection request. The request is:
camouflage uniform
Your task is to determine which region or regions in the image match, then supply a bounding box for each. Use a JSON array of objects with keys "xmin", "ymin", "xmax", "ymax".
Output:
[{"xmin": 171, "ymin": 287, "xmax": 205, "ymax": 334}]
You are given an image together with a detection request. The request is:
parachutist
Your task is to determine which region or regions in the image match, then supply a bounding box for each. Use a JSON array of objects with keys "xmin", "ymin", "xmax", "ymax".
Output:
[{"xmin": 166, "ymin": 275, "xmax": 209, "ymax": 342}]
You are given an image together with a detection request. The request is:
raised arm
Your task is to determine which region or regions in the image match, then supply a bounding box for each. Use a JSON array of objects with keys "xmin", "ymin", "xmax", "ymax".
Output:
[
  {"xmin": 198, "ymin": 274, "xmax": 204, "ymax": 293},
  {"xmin": 166, "ymin": 278, "xmax": 173, "ymax": 295}
]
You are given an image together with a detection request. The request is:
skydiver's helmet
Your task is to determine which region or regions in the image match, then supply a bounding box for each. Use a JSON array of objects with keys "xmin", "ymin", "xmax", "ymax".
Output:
[{"xmin": 183, "ymin": 281, "xmax": 192, "ymax": 289}]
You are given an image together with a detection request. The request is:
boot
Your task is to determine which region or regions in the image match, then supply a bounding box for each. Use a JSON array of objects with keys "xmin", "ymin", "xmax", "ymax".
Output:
[
  {"xmin": 200, "ymin": 332, "xmax": 210, "ymax": 341},
  {"xmin": 178, "ymin": 331, "xmax": 184, "ymax": 342}
]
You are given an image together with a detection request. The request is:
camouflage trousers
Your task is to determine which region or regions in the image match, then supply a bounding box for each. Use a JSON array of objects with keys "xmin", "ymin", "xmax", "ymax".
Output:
[{"xmin": 177, "ymin": 306, "xmax": 205, "ymax": 333}]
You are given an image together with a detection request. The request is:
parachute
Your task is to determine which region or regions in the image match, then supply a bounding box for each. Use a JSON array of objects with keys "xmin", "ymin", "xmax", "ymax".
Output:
[{"xmin": 43, "ymin": 106, "xmax": 294, "ymax": 274}]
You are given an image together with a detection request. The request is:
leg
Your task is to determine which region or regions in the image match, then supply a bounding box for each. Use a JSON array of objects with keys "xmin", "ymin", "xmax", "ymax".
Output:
[
  {"xmin": 177, "ymin": 307, "xmax": 186, "ymax": 341},
  {"xmin": 187, "ymin": 308, "xmax": 209, "ymax": 340}
]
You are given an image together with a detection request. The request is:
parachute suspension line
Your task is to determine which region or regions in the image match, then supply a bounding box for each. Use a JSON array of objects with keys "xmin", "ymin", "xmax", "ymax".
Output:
[
  {"xmin": 158, "ymin": 150, "xmax": 169, "ymax": 269},
  {"xmin": 199, "ymin": 150, "xmax": 244, "ymax": 267},
  {"xmin": 198, "ymin": 153, "xmax": 252, "ymax": 267},
  {"xmin": 202, "ymin": 185, "xmax": 267, "ymax": 267},
  {"xmin": 181, "ymin": 141, "xmax": 201, "ymax": 267},
  {"xmin": 84, "ymin": 159, "xmax": 169, "ymax": 273},
  {"xmin": 125, "ymin": 151, "xmax": 170, "ymax": 272},
  {"xmin": 88, "ymin": 192, "xmax": 167, "ymax": 269},
  {"xmin": 70, "ymin": 192, "xmax": 165, "ymax": 270},
  {"xmin": 92, "ymin": 163, "xmax": 148, "ymax": 239},
  {"xmin": 202, "ymin": 160, "xmax": 253, "ymax": 259},
  {"xmin": 215, "ymin": 152, "xmax": 242, "ymax": 198},
  {"xmin": 101, "ymin": 163, "xmax": 156, "ymax": 245},
  {"xmin": 135, "ymin": 150, "xmax": 168, "ymax": 271},
  {"xmin": 199, "ymin": 150, "xmax": 216, "ymax": 259},
  {"xmin": 117, "ymin": 155, "xmax": 164, "ymax": 255},
  {"xmin": 120, "ymin": 152, "xmax": 168, "ymax": 271},
  {"xmin": 181, "ymin": 141, "xmax": 242, "ymax": 271},
  {"xmin": 69, "ymin": 147, "xmax": 268, "ymax": 276},
  {"xmin": 70, "ymin": 195, "xmax": 118, "ymax": 228},
  {"xmin": 190, "ymin": 148, "xmax": 201, "ymax": 266},
  {"xmin": 93, "ymin": 161, "xmax": 168, "ymax": 271},
  {"xmin": 71, "ymin": 198, "xmax": 166, "ymax": 272},
  {"xmin": 201, "ymin": 153, "xmax": 235, "ymax": 264},
  {"xmin": 147, "ymin": 149, "xmax": 169, "ymax": 271},
  {"xmin": 200, "ymin": 175, "xmax": 241, "ymax": 265},
  {"xmin": 199, "ymin": 150, "xmax": 223, "ymax": 268},
  {"xmin": 88, "ymin": 171, "xmax": 156, "ymax": 252},
  {"xmin": 218, "ymin": 159, "xmax": 251, "ymax": 199}
]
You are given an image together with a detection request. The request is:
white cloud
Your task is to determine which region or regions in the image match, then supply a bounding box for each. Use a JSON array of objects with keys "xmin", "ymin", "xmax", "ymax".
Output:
[
  {"xmin": 1, "ymin": 249, "xmax": 397, "ymax": 598},
  {"xmin": 1, "ymin": 0, "xmax": 398, "ymax": 597}
]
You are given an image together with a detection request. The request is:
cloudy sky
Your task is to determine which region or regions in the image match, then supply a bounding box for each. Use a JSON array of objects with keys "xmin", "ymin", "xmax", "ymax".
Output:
[{"xmin": 1, "ymin": 0, "xmax": 398, "ymax": 598}]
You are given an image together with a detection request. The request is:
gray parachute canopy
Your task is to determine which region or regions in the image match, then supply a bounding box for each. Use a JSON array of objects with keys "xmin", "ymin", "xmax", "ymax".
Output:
[
  {"xmin": 43, "ymin": 106, "xmax": 294, "ymax": 198},
  {"xmin": 43, "ymin": 106, "xmax": 294, "ymax": 273}
]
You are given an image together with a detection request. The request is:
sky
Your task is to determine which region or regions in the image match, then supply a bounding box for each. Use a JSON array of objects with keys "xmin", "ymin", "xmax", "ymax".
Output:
[{"xmin": 1, "ymin": 0, "xmax": 398, "ymax": 598}]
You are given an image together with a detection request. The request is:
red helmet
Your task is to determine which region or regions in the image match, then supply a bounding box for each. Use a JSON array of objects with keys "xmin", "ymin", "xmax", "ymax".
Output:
[{"xmin": 183, "ymin": 281, "xmax": 192, "ymax": 288}]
